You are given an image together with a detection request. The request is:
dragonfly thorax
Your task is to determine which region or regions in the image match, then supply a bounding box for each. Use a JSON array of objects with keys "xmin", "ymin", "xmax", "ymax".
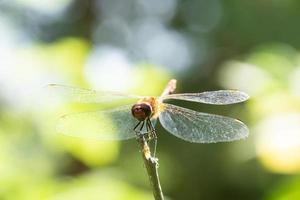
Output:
[{"xmin": 131, "ymin": 103, "xmax": 153, "ymax": 121}]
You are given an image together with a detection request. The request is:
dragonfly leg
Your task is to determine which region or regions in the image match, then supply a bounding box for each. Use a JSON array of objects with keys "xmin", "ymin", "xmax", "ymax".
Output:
[
  {"xmin": 133, "ymin": 121, "xmax": 142, "ymax": 132},
  {"xmin": 146, "ymin": 118, "xmax": 157, "ymax": 157},
  {"xmin": 139, "ymin": 120, "xmax": 145, "ymax": 132},
  {"xmin": 148, "ymin": 118, "xmax": 156, "ymax": 138},
  {"xmin": 153, "ymin": 131, "xmax": 157, "ymax": 158},
  {"xmin": 133, "ymin": 121, "xmax": 142, "ymax": 139},
  {"xmin": 134, "ymin": 119, "xmax": 157, "ymax": 157},
  {"xmin": 145, "ymin": 121, "xmax": 150, "ymax": 141},
  {"xmin": 136, "ymin": 120, "xmax": 148, "ymax": 144},
  {"xmin": 134, "ymin": 120, "xmax": 145, "ymax": 140},
  {"xmin": 144, "ymin": 119, "xmax": 153, "ymax": 140},
  {"xmin": 148, "ymin": 118, "xmax": 156, "ymax": 133}
]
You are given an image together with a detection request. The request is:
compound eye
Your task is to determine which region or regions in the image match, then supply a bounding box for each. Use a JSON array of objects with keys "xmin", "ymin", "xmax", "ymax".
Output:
[{"xmin": 131, "ymin": 103, "xmax": 152, "ymax": 121}]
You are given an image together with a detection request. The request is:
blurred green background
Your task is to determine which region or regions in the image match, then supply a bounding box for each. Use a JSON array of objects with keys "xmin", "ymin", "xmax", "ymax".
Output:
[{"xmin": 1, "ymin": 0, "xmax": 300, "ymax": 199}]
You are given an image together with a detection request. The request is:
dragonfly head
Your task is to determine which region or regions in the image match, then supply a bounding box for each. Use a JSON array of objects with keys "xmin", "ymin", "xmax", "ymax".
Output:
[{"xmin": 131, "ymin": 103, "xmax": 153, "ymax": 121}]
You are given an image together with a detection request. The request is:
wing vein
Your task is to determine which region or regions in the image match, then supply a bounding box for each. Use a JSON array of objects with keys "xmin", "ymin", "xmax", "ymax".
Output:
[
  {"xmin": 57, "ymin": 105, "xmax": 138, "ymax": 140},
  {"xmin": 162, "ymin": 90, "xmax": 249, "ymax": 105},
  {"xmin": 159, "ymin": 103, "xmax": 249, "ymax": 143}
]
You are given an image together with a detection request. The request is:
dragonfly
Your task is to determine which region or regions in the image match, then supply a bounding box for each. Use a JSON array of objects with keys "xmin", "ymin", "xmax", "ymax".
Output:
[{"xmin": 48, "ymin": 80, "xmax": 249, "ymax": 151}]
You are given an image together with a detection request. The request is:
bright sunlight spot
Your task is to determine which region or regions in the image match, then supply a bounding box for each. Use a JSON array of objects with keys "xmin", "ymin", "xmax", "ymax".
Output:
[
  {"xmin": 14, "ymin": 0, "xmax": 72, "ymax": 15},
  {"xmin": 218, "ymin": 61, "xmax": 273, "ymax": 96},
  {"xmin": 85, "ymin": 46, "xmax": 134, "ymax": 92},
  {"xmin": 256, "ymin": 114, "xmax": 300, "ymax": 174},
  {"xmin": 289, "ymin": 66, "xmax": 300, "ymax": 97}
]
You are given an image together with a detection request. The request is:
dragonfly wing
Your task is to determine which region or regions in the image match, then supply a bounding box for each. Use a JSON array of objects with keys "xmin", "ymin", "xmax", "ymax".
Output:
[
  {"xmin": 57, "ymin": 105, "xmax": 138, "ymax": 140},
  {"xmin": 159, "ymin": 103, "xmax": 249, "ymax": 143},
  {"xmin": 46, "ymin": 84, "xmax": 143, "ymax": 103},
  {"xmin": 162, "ymin": 90, "xmax": 249, "ymax": 105}
]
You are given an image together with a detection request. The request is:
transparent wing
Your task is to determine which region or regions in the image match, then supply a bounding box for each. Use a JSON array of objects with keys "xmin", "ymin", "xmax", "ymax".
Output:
[
  {"xmin": 46, "ymin": 84, "xmax": 143, "ymax": 103},
  {"xmin": 162, "ymin": 90, "xmax": 249, "ymax": 105},
  {"xmin": 57, "ymin": 105, "xmax": 138, "ymax": 140},
  {"xmin": 159, "ymin": 103, "xmax": 249, "ymax": 143}
]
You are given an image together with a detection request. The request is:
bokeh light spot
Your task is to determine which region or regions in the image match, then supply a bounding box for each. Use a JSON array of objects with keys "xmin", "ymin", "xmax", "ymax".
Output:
[{"xmin": 256, "ymin": 114, "xmax": 300, "ymax": 174}]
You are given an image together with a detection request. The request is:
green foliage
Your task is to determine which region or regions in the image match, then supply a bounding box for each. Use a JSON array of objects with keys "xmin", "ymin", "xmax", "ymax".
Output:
[{"xmin": 0, "ymin": 0, "xmax": 300, "ymax": 199}]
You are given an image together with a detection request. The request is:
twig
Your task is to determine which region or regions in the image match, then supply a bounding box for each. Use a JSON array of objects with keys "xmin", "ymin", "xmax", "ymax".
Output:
[
  {"xmin": 138, "ymin": 138, "xmax": 164, "ymax": 200},
  {"xmin": 137, "ymin": 79, "xmax": 177, "ymax": 200}
]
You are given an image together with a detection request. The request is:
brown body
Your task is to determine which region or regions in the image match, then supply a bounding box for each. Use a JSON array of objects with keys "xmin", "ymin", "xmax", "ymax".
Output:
[{"xmin": 131, "ymin": 97, "xmax": 163, "ymax": 121}]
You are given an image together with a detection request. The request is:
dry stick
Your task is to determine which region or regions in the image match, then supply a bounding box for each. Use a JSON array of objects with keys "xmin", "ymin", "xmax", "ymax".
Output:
[
  {"xmin": 138, "ymin": 79, "xmax": 177, "ymax": 200},
  {"xmin": 138, "ymin": 139, "xmax": 164, "ymax": 200}
]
